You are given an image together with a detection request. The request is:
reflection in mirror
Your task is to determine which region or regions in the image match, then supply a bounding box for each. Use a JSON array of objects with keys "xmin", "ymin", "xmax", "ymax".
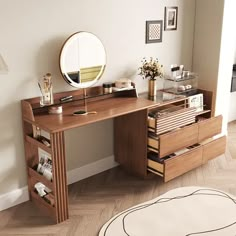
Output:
[{"xmin": 59, "ymin": 31, "xmax": 106, "ymax": 88}]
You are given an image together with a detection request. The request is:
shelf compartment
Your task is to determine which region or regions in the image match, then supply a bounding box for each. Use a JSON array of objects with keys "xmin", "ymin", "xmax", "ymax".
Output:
[
  {"xmin": 25, "ymin": 135, "xmax": 51, "ymax": 154},
  {"xmin": 30, "ymin": 190, "xmax": 56, "ymax": 218},
  {"xmin": 195, "ymin": 109, "xmax": 211, "ymax": 116},
  {"xmin": 28, "ymin": 167, "xmax": 54, "ymax": 191}
]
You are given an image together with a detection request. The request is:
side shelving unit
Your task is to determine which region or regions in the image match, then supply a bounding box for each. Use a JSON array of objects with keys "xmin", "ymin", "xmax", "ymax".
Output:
[
  {"xmin": 22, "ymin": 99, "xmax": 68, "ymax": 223},
  {"xmin": 21, "ymin": 85, "xmax": 139, "ymax": 223}
]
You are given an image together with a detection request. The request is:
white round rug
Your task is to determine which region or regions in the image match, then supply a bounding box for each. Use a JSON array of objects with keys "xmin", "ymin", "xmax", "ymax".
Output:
[{"xmin": 99, "ymin": 186, "xmax": 236, "ymax": 236}]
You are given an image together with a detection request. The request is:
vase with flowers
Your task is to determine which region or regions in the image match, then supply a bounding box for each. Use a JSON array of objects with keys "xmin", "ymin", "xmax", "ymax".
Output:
[{"xmin": 139, "ymin": 57, "xmax": 164, "ymax": 97}]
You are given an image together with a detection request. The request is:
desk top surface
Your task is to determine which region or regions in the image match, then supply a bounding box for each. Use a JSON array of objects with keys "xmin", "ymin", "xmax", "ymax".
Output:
[
  {"xmin": 33, "ymin": 97, "xmax": 157, "ymax": 133},
  {"xmin": 23, "ymin": 89, "xmax": 186, "ymax": 133}
]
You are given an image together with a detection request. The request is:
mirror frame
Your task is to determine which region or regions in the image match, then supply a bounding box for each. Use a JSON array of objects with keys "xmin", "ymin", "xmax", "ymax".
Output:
[{"xmin": 59, "ymin": 31, "xmax": 106, "ymax": 88}]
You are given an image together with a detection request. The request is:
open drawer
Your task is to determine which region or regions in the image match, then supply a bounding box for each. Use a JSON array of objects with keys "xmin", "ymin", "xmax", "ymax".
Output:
[
  {"xmin": 158, "ymin": 123, "xmax": 198, "ymax": 158},
  {"xmin": 148, "ymin": 106, "xmax": 196, "ymax": 135},
  {"xmin": 148, "ymin": 115, "xmax": 223, "ymax": 158},
  {"xmin": 148, "ymin": 146, "xmax": 202, "ymax": 182}
]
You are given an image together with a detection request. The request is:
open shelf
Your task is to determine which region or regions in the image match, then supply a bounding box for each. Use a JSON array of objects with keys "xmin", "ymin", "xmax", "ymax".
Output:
[
  {"xmin": 25, "ymin": 135, "xmax": 51, "ymax": 154},
  {"xmin": 28, "ymin": 167, "xmax": 54, "ymax": 191},
  {"xmin": 30, "ymin": 190, "xmax": 56, "ymax": 218},
  {"xmin": 195, "ymin": 109, "xmax": 211, "ymax": 116}
]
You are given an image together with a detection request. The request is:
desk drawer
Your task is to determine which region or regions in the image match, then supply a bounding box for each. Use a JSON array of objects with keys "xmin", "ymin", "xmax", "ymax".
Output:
[
  {"xmin": 148, "ymin": 146, "xmax": 202, "ymax": 182},
  {"xmin": 198, "ymin": 115, "xmax": 222, "ymax": 142},
  {"xmin": 147, "ymin": 159, "xmax": 164, "ymax": 176},
  {"xmin": 159, "ymin": 123, "xmax": 198, "ymax": 158},
  {"xmin": 202, "ymin": 136, "xmax": 226, "ymax": 163},
  {"xmin": 148, "ymin": 136, "xmax": 159, "ymax": 148},
  {"xmin": 148, "ymin": 107, "xmax": 196, "ymax": 135}
]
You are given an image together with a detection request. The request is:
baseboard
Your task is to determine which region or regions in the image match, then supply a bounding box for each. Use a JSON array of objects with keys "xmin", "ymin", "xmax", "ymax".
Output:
[
  {"xmin": 67, "ymin": 155, "xmax": 119, "ymax": 185},
  {"xmin": 0, "ymin": 155, "xmax": 118, "ymax": 212},
  {"xmin": 0, "ymin": 186, "xmax": 29, "ymax": 212}
]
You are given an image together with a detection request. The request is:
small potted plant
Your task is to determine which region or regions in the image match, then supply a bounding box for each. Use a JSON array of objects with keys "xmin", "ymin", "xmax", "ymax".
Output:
[{"xmin": 139, "ymin": 57, "xmax": 164, "ymax": 97}]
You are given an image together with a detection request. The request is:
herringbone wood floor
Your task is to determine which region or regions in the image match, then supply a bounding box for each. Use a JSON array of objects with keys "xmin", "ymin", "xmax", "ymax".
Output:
[{"xmin": 0, "ymin": 121, "xmax": 235, "ymax": 236}]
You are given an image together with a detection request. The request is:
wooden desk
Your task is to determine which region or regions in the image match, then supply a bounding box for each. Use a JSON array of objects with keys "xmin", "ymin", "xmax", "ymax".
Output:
[
  {"xmin": 21, "ymin": 86, "xmax": 225, "ymax": 223},
  {"xmin": 21, "ymin": 87, "xmax": 166, "ymax": 223}
]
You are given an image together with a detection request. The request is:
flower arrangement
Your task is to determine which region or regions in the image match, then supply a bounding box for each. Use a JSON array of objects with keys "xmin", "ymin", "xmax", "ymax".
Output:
[{"xmin": 139, "ymin": 57, "xmax": 164, "ymax": 80}]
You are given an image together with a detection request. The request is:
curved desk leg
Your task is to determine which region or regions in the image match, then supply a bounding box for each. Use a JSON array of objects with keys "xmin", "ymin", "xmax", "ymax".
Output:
[{"xmin": 51, "ymin": 131, "xmax": 69, "ymax": 223}]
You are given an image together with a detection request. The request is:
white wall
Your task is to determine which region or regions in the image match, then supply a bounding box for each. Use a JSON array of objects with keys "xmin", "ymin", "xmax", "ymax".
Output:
[
  {"xmin": 217, "ymin": 0, "xmax": 236, "ymax": 125},
  {"xmin": 228, "ymin": 92, "xmax": 236, "ymax": 122},
  {"xmin": 193, "ymin": 0, "xmax": 236, "ymax": 127},
  {"xmin": 234, "ymin": 41, "xmax": 236, "ymax": 63},
  {"xmin": 0, "ymin": 0, "xmax": 196, "ymax": 201},
  {"xmin": 193, "ymin": 0, "xmax": 224, "ymax": 115},
  {"xmin": 228, "ymin": 38, "xmax": 236, "ymax": 122}
]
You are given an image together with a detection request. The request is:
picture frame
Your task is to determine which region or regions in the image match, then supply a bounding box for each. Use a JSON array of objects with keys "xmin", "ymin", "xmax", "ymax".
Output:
[
  {"xmin": 164, "ymin": 7, "xmax": 178, "ymax": 31},
  {"xmin": 145, "ymin": 20, "xmax": 163, "ymax": 43}
]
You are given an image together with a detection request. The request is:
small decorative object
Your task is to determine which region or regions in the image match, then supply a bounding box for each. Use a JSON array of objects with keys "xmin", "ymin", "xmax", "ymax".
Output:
[
  {"xmin": 48, "ymin": 105, "xmax": 63, "ymax": 115},
  {"xmin": 139, "ymin": 57, "xmax": 164, "ymax": 97},
  {"xmin": 38, "ymin": 73, "xmax": 54, "ymax": 106},
  {"xmin": 32, "ymin": 126, "xmax": 41, "ymax": 139},
  {"xmin": 103, "ymin": 82, "xmax": 113, "ymax": 94},
  {"xmin": 146, "ymin": 20, "xmax": 163, "ymax": 44},
  {"xmin": 115, "ymin": 78, "xmax": 132, "ymax": 89},
  {"xmin": 164, "ymin": 7, "xmax": 178, "ymax": 31}
]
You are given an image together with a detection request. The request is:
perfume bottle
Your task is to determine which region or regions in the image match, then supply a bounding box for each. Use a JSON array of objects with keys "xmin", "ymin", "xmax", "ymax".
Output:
[{"xmin": 38, "ymin": 73, "xmax": 54, "ymax": 106}]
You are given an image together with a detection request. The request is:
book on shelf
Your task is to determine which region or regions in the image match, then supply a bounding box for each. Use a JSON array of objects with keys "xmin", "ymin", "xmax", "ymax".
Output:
[
  {"xmin": 37, "ymin": 153, "xmax": 52, "ymax": 181},
  {"xmin": 188, "ymin": 93, "xmax": 203, "ymax": 112}
]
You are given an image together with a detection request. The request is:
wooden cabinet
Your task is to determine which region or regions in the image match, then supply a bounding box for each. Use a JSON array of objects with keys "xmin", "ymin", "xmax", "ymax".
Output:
[
  {"xmin": 145, "ymin": 91, "xmax": 226, "ymax": 182},
  {"xmin": 115, "ymin": 89, "xmax": 226, "ymax": 182}
]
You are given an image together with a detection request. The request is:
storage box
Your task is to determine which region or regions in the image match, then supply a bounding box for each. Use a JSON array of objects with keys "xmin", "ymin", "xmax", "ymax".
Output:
[{"xmin": 163, "ymin": 73, "xmax": 198, "ymax": 95}]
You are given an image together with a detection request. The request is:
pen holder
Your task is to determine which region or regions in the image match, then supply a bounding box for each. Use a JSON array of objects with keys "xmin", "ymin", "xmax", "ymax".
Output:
[{"xmin": 38, "ymin": 73, "xmax": 54, "ymax": 106}]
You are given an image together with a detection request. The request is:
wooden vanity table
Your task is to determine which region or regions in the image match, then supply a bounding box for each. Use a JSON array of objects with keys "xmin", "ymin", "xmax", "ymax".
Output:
[{"xmin": 21, "ymin": 86, "xmax": 226, "ymax": 223}]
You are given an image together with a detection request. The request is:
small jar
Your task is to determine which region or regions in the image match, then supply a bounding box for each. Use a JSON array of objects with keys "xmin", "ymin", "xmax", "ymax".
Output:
[{"xmin": 103, "ymin": 82, "xmax": 112, "ymax": 94}]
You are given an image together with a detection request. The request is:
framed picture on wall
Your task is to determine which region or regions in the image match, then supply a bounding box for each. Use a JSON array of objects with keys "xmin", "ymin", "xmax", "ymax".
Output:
[
  {"xmin": 164, "ymin": 6, "xmax": 178, "ymax": 31},
  {"xmin": 145, "ymin": 20, "xmax": 163, "ymax": 43}
]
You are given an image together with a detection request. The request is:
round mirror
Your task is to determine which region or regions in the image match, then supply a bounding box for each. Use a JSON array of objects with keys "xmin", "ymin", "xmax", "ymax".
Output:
[{"xmin": 59, "ymin": 32, "xmax": 106, "ymax": 88}]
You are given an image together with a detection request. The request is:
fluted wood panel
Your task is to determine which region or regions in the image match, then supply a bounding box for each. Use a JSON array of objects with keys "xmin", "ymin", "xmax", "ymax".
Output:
[{"xmin": 50, "ymin": 131, "xmax": 68, "ymax": 223}]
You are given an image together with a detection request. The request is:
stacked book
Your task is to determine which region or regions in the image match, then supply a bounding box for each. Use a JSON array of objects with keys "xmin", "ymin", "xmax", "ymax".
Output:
[{"xmin": 148, "ymin": 106, "xmax": 196, "ymax": 135}]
